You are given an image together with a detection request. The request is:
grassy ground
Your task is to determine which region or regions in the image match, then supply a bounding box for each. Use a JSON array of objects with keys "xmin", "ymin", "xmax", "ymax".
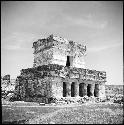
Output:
[{"xmin": 2, "ymin": 101, "xmax": 123, "ymax": 124}]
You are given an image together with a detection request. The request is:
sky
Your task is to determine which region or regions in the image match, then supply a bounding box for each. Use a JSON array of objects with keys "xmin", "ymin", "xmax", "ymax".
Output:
[{"xmin": 1, "ymin": 1, "xmax": 123, "ymax": 85}]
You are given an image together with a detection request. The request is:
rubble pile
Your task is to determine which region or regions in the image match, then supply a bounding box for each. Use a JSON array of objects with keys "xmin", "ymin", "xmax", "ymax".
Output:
[
  {"xmin": 46, "ymin": 96, "xmax": 105, "ymax": 105},
  {"xmin": 1, "ymin": 75, "xmax": 16, "ymax": 99}
]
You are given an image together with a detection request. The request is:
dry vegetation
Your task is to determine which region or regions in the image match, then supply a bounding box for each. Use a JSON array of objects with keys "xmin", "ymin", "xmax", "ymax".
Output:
[
  {"xmin": 2, "ymin": 84, "xmax": 123, "ymax": 124},
  {"xmin": 2, "ymin": 101, "xmax": 123, "ymax": 124},
  {"xmin": 105, "ymin": 85, "xmax": 123, "ymax": 104}
]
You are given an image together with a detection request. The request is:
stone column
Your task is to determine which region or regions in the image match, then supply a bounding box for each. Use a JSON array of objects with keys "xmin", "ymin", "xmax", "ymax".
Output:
[
  {"xmin": 99, "ymin": 82, "xmax": 105, "ymax": 99},
  {"xmin": 90, "ymin": 84, "xmax": 95, "ymax": 96},
  {"xmin": 66, "ymin": 82, "xmax": 71, "ymax": 97},
  {"xmin": 75, "ymin": 82, "xmax": 79, "ymax": 97},
  {"xmin": 83, "ymin": 83, "xmax": 87, "ymax": 96},
  {"xmin": 94, "ymin": 83, "xmax": 100, "ymax": 97}
]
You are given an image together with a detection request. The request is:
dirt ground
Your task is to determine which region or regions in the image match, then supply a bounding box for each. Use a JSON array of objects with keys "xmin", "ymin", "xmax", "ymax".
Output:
[{"xmin": 2, "ymin": 100, "xmax": 123, "ymax": 124}]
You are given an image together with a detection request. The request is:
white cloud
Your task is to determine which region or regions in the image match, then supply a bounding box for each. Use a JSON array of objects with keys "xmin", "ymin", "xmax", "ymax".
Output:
[
  {"xmin": 88, "ymin": 42, "xmax": 123, "ymax": 52},
  {"xmin": 1, "ymin": 32, "xmax": 37, "ymax": 50},
  {"xmin": 64, "ymin": 15, "xmax": 108, "ymax": 29},
  {"xmin": 4, "ymin": 45, "xmax": 21, "ymax": 50}
]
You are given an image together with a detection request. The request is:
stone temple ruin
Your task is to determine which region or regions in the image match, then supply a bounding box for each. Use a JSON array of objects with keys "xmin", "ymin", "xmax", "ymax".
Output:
[{"xmin": 14, "ymin": 34, "xmax": 106, "ymax": 103}]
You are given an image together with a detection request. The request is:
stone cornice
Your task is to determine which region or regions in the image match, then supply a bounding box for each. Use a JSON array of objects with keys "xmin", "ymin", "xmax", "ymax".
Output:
[{"xmin": 20, "ymin": 64, "xmax": 106, "ymax": 82}]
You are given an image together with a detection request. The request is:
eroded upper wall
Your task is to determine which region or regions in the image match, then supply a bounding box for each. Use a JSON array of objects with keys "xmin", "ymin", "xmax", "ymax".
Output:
[
  {"xmin": 52, "ymin": 39, "xmax": 67, "ymax": 66},
  {"xmin": 33, "ymin": 34, "xmax": 86, "ymax": 68},
  {"xmin": 33, "ymin": 48, "xmax": 54, "ymax": 67},
  {"xmin": 33, "ymin": 35, "xmax": 54, "ymax": 67}
]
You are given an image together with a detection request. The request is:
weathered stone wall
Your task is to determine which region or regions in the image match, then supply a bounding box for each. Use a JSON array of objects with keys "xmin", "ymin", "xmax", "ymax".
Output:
[
  {"xmin": 99, "ymin": 82, "xmax": 106, "ymax": 99},
  {"xmin": 14, "ymin": 64, "xmax": 106, "ymax": 103},
  {"xmin": 52, "ymin": 41, "xmax": 67, "ymax": 66},
  {"xmin": 33, "ymin": 48, "xmax": 53, "ymax": 67},
  {"xmin": 14, "ymin": 76, "xmax": 53, "ymax": 103},
  {"xmin": 33, "ymin": 35, "xmax": 86, "ymax": 68},
  {"xmin": 51, "ymin": 77, "xmax": 63, "ymax": 98},
  {"xmin": 12, "ymin": 34, "xmax": 107, "ymax": 103},
  {"xmin": 14, "ymin": 64, "xmax": 64, "ymax": 103}
]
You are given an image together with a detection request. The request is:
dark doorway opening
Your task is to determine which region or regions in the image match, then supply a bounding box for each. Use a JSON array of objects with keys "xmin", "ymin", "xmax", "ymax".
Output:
[
  {"xmin": 63, "ymin": 82, "xmax": 66, "ymax": 97},
  {"xmin": 79, "ymin": 83, "xmax": 83, "ymax": 97},
  {"xmin": 71, "ymin": 82, "xmax": 75, "ymax": 97},
  {"xmin": 66, "ymin": 56, "xmax": 73, "ymax": 67},
  {"xmin": 87, "ymin": 84, "xmax": 92, "ymax": 97}
]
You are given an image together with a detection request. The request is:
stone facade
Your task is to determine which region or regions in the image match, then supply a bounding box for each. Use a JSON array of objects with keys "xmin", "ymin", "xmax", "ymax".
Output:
[
  {"xmin": 14, "ymin": 34, "xmax": 106, "ymax": 103},
  {"xmin": 33, "ymin": 34, "xmax": 86, "ymax": 68}
]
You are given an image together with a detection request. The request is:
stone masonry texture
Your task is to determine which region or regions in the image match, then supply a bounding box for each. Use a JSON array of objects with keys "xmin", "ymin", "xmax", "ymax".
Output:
[{"xmin": 13, "ymin": 34, "xmax": 106, "ymax": 103}]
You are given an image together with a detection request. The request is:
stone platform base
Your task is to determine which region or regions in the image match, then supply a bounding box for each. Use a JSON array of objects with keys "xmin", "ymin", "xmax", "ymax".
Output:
[{"xmin": 13, "ymin": 64, "xmax": 106, "ymax": 104}]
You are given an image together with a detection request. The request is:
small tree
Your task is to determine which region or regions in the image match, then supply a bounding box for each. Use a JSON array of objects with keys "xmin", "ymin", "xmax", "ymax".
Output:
[{"xmin": 3, "ymin": 74, "xmax": 10, "ymax": 83}]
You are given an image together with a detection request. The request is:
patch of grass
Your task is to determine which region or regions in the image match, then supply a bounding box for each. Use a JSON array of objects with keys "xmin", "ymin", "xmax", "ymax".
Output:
[
  {"xmin": 28, "ymin": 103, "xmax": 123, "ymax": 124},
  {"xmin": 2, "ymin": 102, "xmax": 123, "ymax": 124},
  {"xmin": 2, "ymin": 105, "xmax": 61, "ymax": 123}
]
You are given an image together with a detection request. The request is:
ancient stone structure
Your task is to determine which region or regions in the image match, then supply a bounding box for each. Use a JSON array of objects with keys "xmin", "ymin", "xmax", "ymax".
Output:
[{"xmin": 14, "ymin": 34, "xmax": 106, "ymax": 103}]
